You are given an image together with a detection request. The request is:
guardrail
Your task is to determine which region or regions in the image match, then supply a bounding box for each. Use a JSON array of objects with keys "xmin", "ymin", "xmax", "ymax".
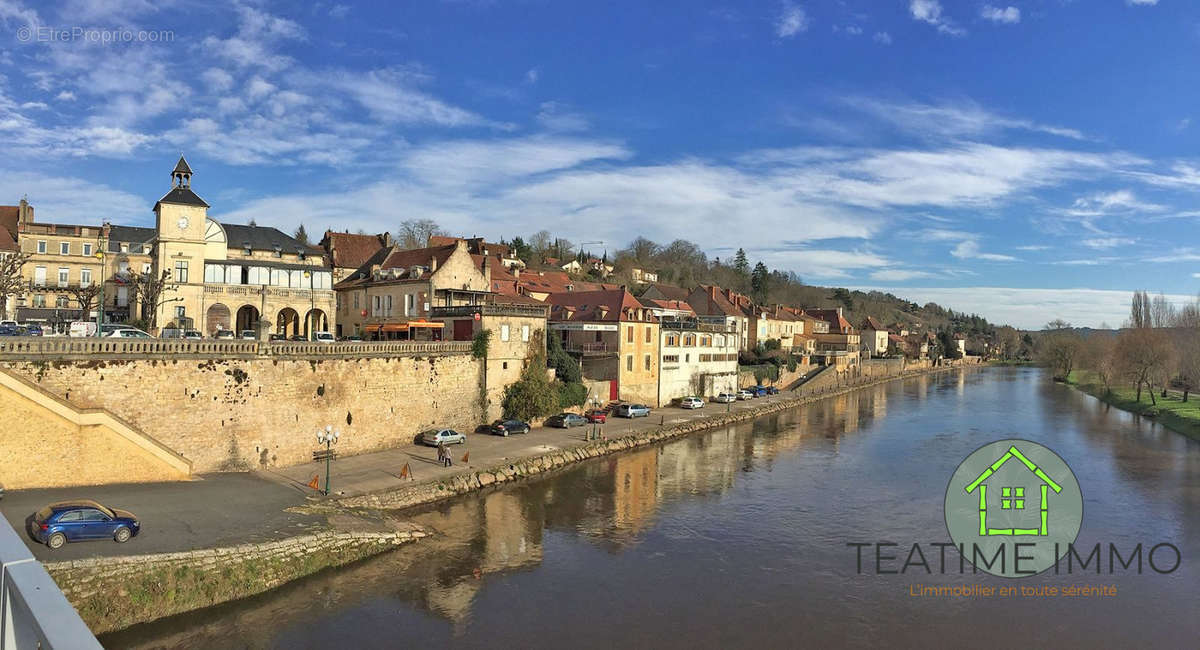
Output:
[
  {"xmin": 0, "ymin": 338, "xmax": 473, "ymax": 360},
  {"xmin": 1, "ymin": 517, "xmax": 102, "ymax": 649},
  {"xmin": 430, "ymin": 303, "xmax": 549, "ymax": 319}
]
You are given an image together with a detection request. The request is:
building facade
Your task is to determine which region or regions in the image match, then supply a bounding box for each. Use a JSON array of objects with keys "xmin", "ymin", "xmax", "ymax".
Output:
[
  {"xmin": 657, "ymin": 318, "xmax": 739, "ymax": 405},
  {"xmin": 547, "ymin": 289, "xmax": 660, "ymax": 405}
]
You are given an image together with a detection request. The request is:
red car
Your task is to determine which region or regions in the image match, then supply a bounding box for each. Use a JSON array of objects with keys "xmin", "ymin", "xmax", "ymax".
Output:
[{"xmin": 585, "ymin": 409, "xmax": 607, "ymax": 424}]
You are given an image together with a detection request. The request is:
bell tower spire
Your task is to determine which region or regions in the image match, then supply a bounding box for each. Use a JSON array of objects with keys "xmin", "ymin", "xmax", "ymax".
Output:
[{"xmin": 172, "ymin": 155, "xmax": 193, "ymax": 188}]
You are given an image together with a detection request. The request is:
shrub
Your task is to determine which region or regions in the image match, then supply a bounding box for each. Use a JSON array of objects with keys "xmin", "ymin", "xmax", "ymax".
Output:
[
  {"xmin": 547, "ymin": 332, "xmax": 582, "ymax": 383},
  {"xmin": 471, "ymin": 328, "xmax": 492, "ymax": 359},
  {"xmin": 787, "ymin": 356, "xmax": 799, "ymax": 373},
  {"xmin": 557, "ymin": 381, "xmax": 588, "ymax": 408},
  {"xmin": 764, "ymin": 338, "xmax": 782, "ymax": 351}
]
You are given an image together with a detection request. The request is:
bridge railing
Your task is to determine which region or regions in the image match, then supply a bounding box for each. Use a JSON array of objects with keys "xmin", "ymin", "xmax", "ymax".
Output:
[
  {"xmin": 1, "ymin": 517, "xmax": 101, "ymax": 649},
  {"xmin": 0, "ymin": 337, "xmax": 473, "ymax": 360}
]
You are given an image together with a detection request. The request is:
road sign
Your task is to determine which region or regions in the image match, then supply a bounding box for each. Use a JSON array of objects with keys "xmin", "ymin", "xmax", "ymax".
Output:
[{"xmin": 312, "ymin": 449, "xmax": 337, "ymax": 461}]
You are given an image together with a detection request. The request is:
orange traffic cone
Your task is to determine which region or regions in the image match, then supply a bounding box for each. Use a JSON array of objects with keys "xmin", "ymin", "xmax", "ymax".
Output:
[
  {"xmin": 461, "ymin": 451, "xmax": 470, "ymax": 464},
  {"xmin": 399, "ymin": 462, "xmax": 411, "ymax": 480},
  {"xmin": 307, "ymin": 475, "xmax": 319, "ymax": 490}
]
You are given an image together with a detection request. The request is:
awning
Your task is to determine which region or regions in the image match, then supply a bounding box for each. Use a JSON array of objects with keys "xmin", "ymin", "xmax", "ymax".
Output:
[
  {"xmin": 366, "ymin": 320, "xmax": 445, "ymax": 332},
  {"xmin": 408, "ymin": 320, "xmax": 444, "ymax": 329}
]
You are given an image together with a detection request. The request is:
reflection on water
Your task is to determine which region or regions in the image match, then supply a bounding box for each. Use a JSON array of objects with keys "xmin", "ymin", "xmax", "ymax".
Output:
[{"xmin": 103, "ymin": 368, "xmax": 1200, "ymax": 649}]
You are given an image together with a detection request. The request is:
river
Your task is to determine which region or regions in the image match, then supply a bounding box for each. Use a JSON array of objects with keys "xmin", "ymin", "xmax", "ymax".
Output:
[{"xmin": 102, "ymin": 367, "xmax": 1200, "ymax": 649}]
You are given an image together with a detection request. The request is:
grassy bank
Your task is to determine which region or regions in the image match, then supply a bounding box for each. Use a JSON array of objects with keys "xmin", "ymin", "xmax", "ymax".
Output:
[
  {"xmin": 1067, "ymin": 371, "xmax": 1200, "ymax": 442},
  {"xmin": 987, "ymin": 360, "xmax": 1036, "ymax": 367}
]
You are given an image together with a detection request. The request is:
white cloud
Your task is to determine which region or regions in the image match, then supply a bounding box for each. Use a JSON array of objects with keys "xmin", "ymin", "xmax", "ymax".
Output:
[
  {"xmin": 870, "ymin": 269, "xmax": 936, "ymax": 281},
  {"xmin": 322, "ymin": 67, "xmax": 499, "ymax": 128},
  {"xmin": 0, "ymin": 169, "xmax": 149, "ymax": 222},
  {"xmin": 200, "ymin": 69, "xmax": 235, "ymax": 93},
  {"xmin": 981, "ymin": 6, "xmax": 1020, "ymax": 24},
  {"xmin": 1126, "ymin": 0, "xmax": 1158, "ymax": 6},
  {"xmin": 842, "ymin": 97, "xmax": 1087, "ymax": 141},
  {"xmin": 1065, "ymin": 189, "xmax": 1165, "ymax": 216},
  {"xmin": 525, "ymin": 67, "xmax": 540, "ymax": 84},
  {"xmin": 1146, "ymin": 249, "xmax": 1200, "ymax": 263},
  {"xmin": 951, "ymin": 239, "xmax": 1018, "ymax": 261},
  {"xmin": 776, "ymin": 1, "xmax": 809, "ymax": 38},
  {"xmin": 1015, "ymin": 245, "xmax": 1050, "ymax": 251},
  {"xmin": 909, "ymin": 0, "xmax": 965, "ymax": 36},
  {"xmin": 1081, "ymin": 237, "xmax": 1135, "ymax": 250},
  {"xmin": 536, "ymin": 101, "xmax": 589, "ymax": 132},
  {"xmin": 873, "ymin": 31, "xmax": 892, "ymax": 45}
]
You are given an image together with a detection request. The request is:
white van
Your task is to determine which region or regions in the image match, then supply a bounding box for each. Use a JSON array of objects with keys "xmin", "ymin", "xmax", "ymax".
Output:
[{"xmin": 69, "ymin": 321, "xmax": 97, "ymax": 338}]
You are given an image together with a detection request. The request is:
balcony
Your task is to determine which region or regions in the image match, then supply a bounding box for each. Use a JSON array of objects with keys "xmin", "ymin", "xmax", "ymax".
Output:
[
  {"xmin": 563, "ymin": 341, "xmax": 615, "ymax": 356},
  {"xmin": 660, "ymin": 318, "xmax": 735, "ymax": 333},
  {"xmin": 430, "ymin": 302, "xmax": 549, "ymax": 319}
]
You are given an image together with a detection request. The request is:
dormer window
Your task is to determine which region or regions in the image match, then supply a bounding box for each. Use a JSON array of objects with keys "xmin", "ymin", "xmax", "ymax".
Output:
[
  {"xmin": 297, "ymin": 248, "xmax": 306, "ymax": 261},
  {"xmin": 272, "ymin": 244, "xmax": 282, "ymax": 258},
  {"xmin": 243, "ymin": 241, "xmax": 252, "ymax": 256}
]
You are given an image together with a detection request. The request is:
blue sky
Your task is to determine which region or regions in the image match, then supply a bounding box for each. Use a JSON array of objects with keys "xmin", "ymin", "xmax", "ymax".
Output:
[{"xmin": 1, "ymin": 0, "xmax": 1198, "ymax": 328}]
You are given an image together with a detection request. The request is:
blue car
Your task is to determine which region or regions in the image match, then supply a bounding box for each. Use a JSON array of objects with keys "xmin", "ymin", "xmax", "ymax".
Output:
[
  {"xmin": 750, "ymin": 386, "xmax": 769, "ymax": 397},
  {"xmin": 32, "ymin": 500, "xmax": 141, "ymax": 549}
]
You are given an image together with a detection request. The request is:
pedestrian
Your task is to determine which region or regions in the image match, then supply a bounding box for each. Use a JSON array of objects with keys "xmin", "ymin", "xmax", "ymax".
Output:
[{"xmin": 436, "ymin": 442, "xmax": 445, "ymax": 466}]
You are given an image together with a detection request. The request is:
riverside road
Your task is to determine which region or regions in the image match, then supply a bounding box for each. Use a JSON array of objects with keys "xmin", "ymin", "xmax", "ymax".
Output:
[{"xmin": 1, "ymin": 393, "xmax": 785, "ymax": 561}]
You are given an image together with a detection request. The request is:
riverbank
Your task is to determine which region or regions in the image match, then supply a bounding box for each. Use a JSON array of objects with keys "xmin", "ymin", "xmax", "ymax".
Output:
[
  {"xmin": 1068, "ymin": 371, "xmax": 1200, "ymax": 442},
  {"xmin": 52, "ymin": 360, "xmax": 977, "ymax": 635}
]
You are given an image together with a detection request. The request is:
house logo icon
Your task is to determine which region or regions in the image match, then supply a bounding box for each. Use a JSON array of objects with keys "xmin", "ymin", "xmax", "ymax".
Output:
[{"xmin": 945, "ymin": 440, "xmax": 1083, "ymax": 577}]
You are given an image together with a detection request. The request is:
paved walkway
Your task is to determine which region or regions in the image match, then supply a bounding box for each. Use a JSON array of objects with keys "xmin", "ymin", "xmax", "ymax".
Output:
[{"xmin": 0, "ymin": 395, "xmax": 788, "ymax": 561}]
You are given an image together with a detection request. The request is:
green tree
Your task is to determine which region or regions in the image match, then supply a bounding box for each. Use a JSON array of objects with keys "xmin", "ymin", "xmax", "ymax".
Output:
[
  {"xmin": 293, "ymin": 223, "xmax": 309, "ymax": 246},
  {"xmin": 750, "ymin": 262, "xmax": 769, "ymax": 303},
  {"xmin": 501, "ymin": 330, "xmax": 558, "ymax": 420},
  {"xmin": 547, "ymin": 332, "xmax": 582, "ymax": 383}
]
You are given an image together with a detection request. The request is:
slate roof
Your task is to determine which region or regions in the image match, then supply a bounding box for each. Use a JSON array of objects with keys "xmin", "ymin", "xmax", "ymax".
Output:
[
  {"xmin": 155, "ymin": 186, "xmax": 209, "ymax": 208},
  {"xmin": 222, "ymin": 223, "xmax": 314, "ymax": 254},
  {"xmin": 173, "ymin": 156, "xmax": 193, "ymax": 175},
  {"xmin": 640, "ymin": 283, "xmax": 692, "ymax": 302}
]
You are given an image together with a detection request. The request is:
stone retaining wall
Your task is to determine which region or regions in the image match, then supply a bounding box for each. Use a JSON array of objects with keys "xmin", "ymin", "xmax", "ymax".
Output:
[
  {"xmin": 46, "ymin": 529, "xmax": 424, "ymax": 635},
  {"xmin": 337, "ymin": 363, "xmax": 975, "ymax": 512}
]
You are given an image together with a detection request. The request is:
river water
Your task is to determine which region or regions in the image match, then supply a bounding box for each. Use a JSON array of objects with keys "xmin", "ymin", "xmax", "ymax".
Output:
[{"xmin": 102, "ymin": 367, "xmax": 1200, "ymax": 649}]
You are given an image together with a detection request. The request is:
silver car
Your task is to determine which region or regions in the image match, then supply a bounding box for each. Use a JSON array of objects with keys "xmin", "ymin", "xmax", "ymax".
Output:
[{"xmin": 421, "ymin": 428, "xmax": 466, "ymax": 446}]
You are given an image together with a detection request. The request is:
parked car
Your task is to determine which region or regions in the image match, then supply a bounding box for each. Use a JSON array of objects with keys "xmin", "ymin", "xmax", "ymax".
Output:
[
  {"xmin": 107, "ymin": 328, "xmax": 152, "ymax": 338},
  {"xmin": 289, "ymin": 335, "xmax": 307, "ymax": 342},
  {"xmin": 487, "ymin": 419, "xmax": 531, "ymax": 436},
  {"xmin": 240, "ymin": 330, "xmax": 257, "ymax": 340},
  {"xmin": 750, "ymin": 386, "xmax": 768, "ymax": 397},
  {"xmin": 615, "ymin": 403, "xmax": 651, "ymax": 418},
  {"xmin": 342, "ymin": 335, "xmax": 363, "ymax": 342},
  {"xmin": 680, "ymin": 396, "xmax": 704, "ymax": 409},
  {"xmin": 0, "ymin": 323, "xmax": 16, "ymax": 336},
  {"xmin": 18, "ymin": 324, "xmax": 42, "ymax": 336},
  {"xmin": 0, "ymin": 320, "xmax": 16, "ymax": 328},
  {"xmin": 420, "ymin": 428, "xmax": 466, "ymax": 446},
  {"xmin": 32, "ymin": 500, "xmax": 140, "ymax": 549},
  {"xmin": 268, "ymin": 333, "xmax": 287, "ymax": 341},
  {"xmin": 585, "ymin": 409, "xmax": 608, "ymax": 423},
  {"xmin": 737, "ymin": 389, "xmax": 753, "ymax": 400},
  {"xmin": 765, "ymin": 386, "xmax": 780, "ymax": 395},
  {"xmin": 713, "ymin": 393, "xmax": 737, "ymax": 403},
  {"xmin": 214, "ymin": 329, "xmax": 235, "ymax": 340},
  {"xmin": 546, "ymin": 413, "xmax": 587, "ymax": 428},
  {"xmin": 182, "ymin": 329, "xmax": 203, "ymax": 340},
  {"xmin": 314, "ymin": 331, "xmax": 335, "ymax": 344}
]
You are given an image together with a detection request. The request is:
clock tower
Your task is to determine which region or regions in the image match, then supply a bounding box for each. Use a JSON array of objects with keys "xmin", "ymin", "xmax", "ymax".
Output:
[{"xmin": 152, "ymin": 155, "xmax": 211, "ymax": 330}]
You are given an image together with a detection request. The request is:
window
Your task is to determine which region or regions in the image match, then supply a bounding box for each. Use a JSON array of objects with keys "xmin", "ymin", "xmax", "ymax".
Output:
[
  {"xmin": 645, "ymin": 326, "xmax": 652, "ymax": 343},
  {"xmin": 116, "ymin": 287, "xmax": 128, "ymax": 307},
  {"xmin": 33, "ymin": 266, "xmax": 46, "ymax": 286},
  {"xmin": 1001, "ymin": 487, "xmax": 1025, "ymax": 510},
  {"xmin": 405, "ymin": 294, "xmax": 415, "ymax": 316},
  {"xmin": 57, "ymin": 268, "xmax": 69, "ymax": 287},
  {"xmin": 175, "ymin": 306, "xmax": 186, "ymax": 320},
  {"xmin": 80, "ymin": 269, "xmax": 92, "ymax": 287},
  {"xmin": 521, "ymin": 325, "xmax": 530, "ymax": 342},
  {"xmin": 36, "ymin": 240, "xmax": 46, "ymax": 254},
  {"xmin": 120, "ymin": 243, "xmax": 129, "ymax": 253},
  {"xmin": 353, "ymin": 293, "xmax": 360, "ymax": 309},
  {"xmin": 57, "ymin": 511, "xmax": 82, "ymax": 523},
  {"xmin": 174, "ymin": 261, "xmax": 189, "ymax": 283},
  {"xmin": 373, "ymin": 295, "xmax": 381, "ymax": 317},
  {"xmin": 80, "ymin": 510, "xmax": 109, "ymax": 522},
  {"xmin": 500, "ymin": 324, "xmax": 510, "ymax": 341},
  {"xmin": 626, "ymin": 355, "xmax": 633, "ymax": 372},
  {"xmin": 685, "ymin": 354, "xmax": 690, "ymax": 363},
  {"xmin": 143, "ymin": 244, "xmax": 152, "ymax": 254},
  {"xmin": 55, "ymin": 295, "xmax": 69, "ymax": 308},
  {"xmin": 82, "ymin": 243, "xmax": 93, "ymax": 257},
  {"xmin": 644, "ymin": 354, "xmax": 651, "ymax": 371},
  {"xmin": 61, "ymin": 241, "xmax": 73, "ymax": 254},
  {"xmin": 626, "ymin": 325, "xmax": 633, "ymax": 343},
  {"xmin": 666, "ymin": 334, "xmax": 679, "ymax": 347},
  {"xmin": 32, "ymin": 294, "xmax": 45, "ymax": 308},
  {"xmin": 663, "ymin": 354, "xmax": 679, "ymax": 363},
  {"xmin": 385, "ymin": 295, "xmax": 393, "ymax": 317},
  {"xmin": 205, "ymin": 264, "xmax": 222, "ymax": 283}
]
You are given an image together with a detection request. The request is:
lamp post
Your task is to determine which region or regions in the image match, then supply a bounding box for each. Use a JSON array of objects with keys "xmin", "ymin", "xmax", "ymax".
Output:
[
  {"xmin": 93, "ymin": 247, "xmax": 105, "ymax": 337},
  {"xmin": 315, "ymin": 425, "xmax": 340, "ymax": 495},
  {"xmin": 303, "ymin": 269, "xmax": 316, "ymax": 341}
]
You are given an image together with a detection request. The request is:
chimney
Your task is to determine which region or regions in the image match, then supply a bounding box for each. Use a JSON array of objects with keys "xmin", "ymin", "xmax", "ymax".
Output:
[
  {"xmin": 481, "ymin": 254, "xmax": 492, "ymax": 283},
  {"xmin": 836, "ymin": 307, "xmax": 843, "ymax": 317},
  {"xmin": 709, "ymin": 285, "xmax": 717, "ymax": 300},
  {"xmin": 430, "ymin": 255, "xmax": 438, "ymax": 272},
  {"xmin": 17, "ymin": 197, "xmax": 32, "ymax": 225},
  {"xmin": 725, "ymin": 288, "xmax": 735, "ymax": 302},
  {"xmin": 380, "ymin": 232, "xmax": 392, "ymax": 247},
  {"xmin": 371, "ymin": 264, "xmax": 381, "ymax": 278},
  {"xmin": 512, "ymin": 267, "xmax": 520, "ymax": 280}
]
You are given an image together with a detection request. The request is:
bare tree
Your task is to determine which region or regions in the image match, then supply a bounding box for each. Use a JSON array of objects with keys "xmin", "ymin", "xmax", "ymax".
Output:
[
  {"xmin": 0, "ymin": 251, "xmax": 31, "ymax": 319},
  {"xmin": 1129, "ymin": 290, "xmax": 1152, "ymax": 329},
  {"xmin": 1150, "ymin": 292, "xmax": 1175, "ymax": 328},
  {"xmin": 1117, "ymin": 328, "xmax": 1174, "ymax": 404},
  {"xmin": 1173, "ymin": 294, "xmax": 1200, "ymax": 328},
  {"xmin": 128, "ymin": 270, "xmax": 179, "ymax": 331},
  {"xmin": 67, "ymin": 283, "xmax": 103, "ymax": 318},
  {"xmin": 1082, "ymin": 331, "xmax": 1119, "ymax": 394},
  {"xmin": 397, "ymin": 219, "xmax": 446, "ymax": 250},
  {"xmin": 1175, "ymin": 331, "xmax": 1200, "ymax": 402},
  {"xmin": 1037, "ymin": 326, "xmax": 1082, "ymax": 381}
]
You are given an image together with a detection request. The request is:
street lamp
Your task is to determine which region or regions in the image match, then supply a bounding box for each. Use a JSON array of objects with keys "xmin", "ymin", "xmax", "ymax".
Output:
[
  {"xmin": 315, "ymin": 425, "xmax": 340, "ymax": 495},
  {"xmin": 303, "ymin": 269, "xmax": 316, "ymax": 341}
]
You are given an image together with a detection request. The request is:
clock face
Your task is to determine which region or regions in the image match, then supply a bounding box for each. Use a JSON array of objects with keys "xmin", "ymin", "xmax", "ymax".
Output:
[{"xmin": 177, "ymin": 216, "xmax": 189, "ymax": 231}]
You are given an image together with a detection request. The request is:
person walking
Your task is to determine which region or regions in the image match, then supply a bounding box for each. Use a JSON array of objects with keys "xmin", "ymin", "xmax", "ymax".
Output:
[{"xmin": 436, "ymin": 442, "xmax": 446, "ymax": 466}]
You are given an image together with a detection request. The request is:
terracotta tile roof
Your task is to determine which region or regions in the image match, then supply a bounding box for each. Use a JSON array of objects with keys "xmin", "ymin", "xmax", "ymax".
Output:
[
  {"xmin": 861, "ymin": 316, "xmax": 886, "ymax": 331},
  {"xmin": 0, "ymin": 225, "xmax": 16, "ymax": 252},
  {"xmin": 322, "ymin": 231, "xmax": 390, "ymax": 270},
  {"xmin": 517, "ymin": 270, "xmax": 616, "ymax": 295},
  {"xmin": 643, "ymin": 298, "xmax": 695, "ymax": 315},
  {"xmin": 804, "ymin": 308, "xmax": 855, "ymax": 334},
  {"xmin": 546, "ymin": 289, "xmax": 652, "ymax": 322},
  {"xmin": 689, "ymin": 285, "xmax": 747, "ymax": 318},
  {"xmin": 888, "ymin": 334, "xmax": 905, "ymax": 343}
]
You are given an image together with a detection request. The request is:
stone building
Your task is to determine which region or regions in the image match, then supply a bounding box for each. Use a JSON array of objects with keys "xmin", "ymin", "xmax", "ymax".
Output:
[
  {"xmin": 319, "ymin": 230, "xmax": 392, "ymax": 284},
  {"xmin": 13, "ymin": 212, "xmax": 104, "ymax": 331},
  {"xmin": 657, "ymin": 317, "xmax": 739, "ymax": 405},
  {"xmin": 546, "ymin": 288, "xmax": 660, "ymax": 405},
  {"xmin": 152, "ymin": 157, "xmax": 335, "ymax": 337}
]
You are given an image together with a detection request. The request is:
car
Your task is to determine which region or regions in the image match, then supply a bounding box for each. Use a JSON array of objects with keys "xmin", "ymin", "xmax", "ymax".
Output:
[
  {"xmin": 585, "ymin": 409, "xmax": 608, "ymax": 423},
  {"xmin": 546, "ymin": 413, "xmax": 587, "ymax": 428},
  {"xmin": 31, "ymin": 500, "xmax": 141, "ymax": 549},
  {"xmin": 0, "ymin": 320, "xmax": 16, "ymax": 328},
  {"xmin": 615, "ymin": 403, "xmax": 651, "ymax": 418},
  {"xmin": 240, "ymin": 330, "xmax": 257, "ymax": 340},
  {"xmin": 713, "ymin": 393, "xmax": 737, "ymax": 404},
  {"xmin": 765, "ymin": 386, "xmax": 780, "ymax": 395},
  {"xmin": 107, "ymin": 328, "xmax": 152, "ymax": 338},
  {"xmin": 420, "ymin": 428, "xmax": 466, "ymax": 446},
  {"xmin": 342, "ymin": 335, "xmax": 363, "ymax": 342},
  {"xmin": 182, "ymin": 329, "xmax": 203, "ymax": 340},
  {"xmin": 750, "ymin": 386, "xmax": 769, "ymax": 397},
  {"xmin": 0, "ymin": 323, "xmax": 16, "ymax": 336},
  {"xmin": 267, "ymin": 333, "xmax": 286, "ymax": 341},
  {"xmin": 214, "ymin": 329, "xmax": 235, "ymax": 340},
  {"xmin": 18, "ymin": 324, "xmax": 42, "ymax": 336},
  {"xmin": 487, "ymin": 419, "xmax": 531, "ymax": 436},
  {"xmin": 737, "ymin": 389, "xmax": 753, "ymax": 400},
  {"xmin": 289, "ymin": 335, "xmax": 307, "ymax": 342},
  {"xmin": 314, "ymin": 331, "xmax": 335, "ymax": 344},
  {"xmin": 680, "ymin": 396, "xmax": 704, "ymax": 409}
]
